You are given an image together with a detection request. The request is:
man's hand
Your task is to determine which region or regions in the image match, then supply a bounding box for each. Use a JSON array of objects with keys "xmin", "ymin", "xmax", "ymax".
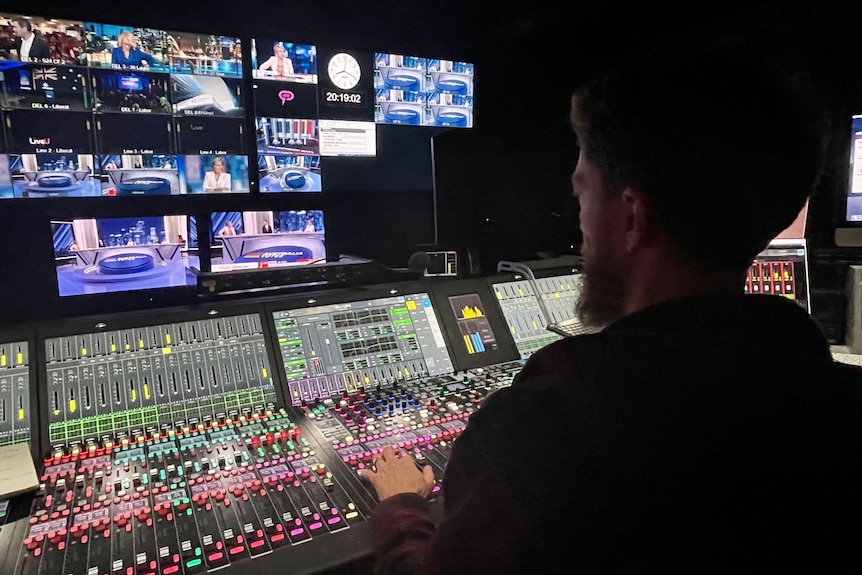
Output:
[{"xmin": 357, "ymin": 445, "xmax": 436, "ymax": 501}]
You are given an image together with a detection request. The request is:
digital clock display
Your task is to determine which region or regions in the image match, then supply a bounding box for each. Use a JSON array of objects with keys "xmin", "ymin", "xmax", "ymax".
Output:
[{"xmin": 324, "ymin": 91, "xmax": 364, "ymax": 105}]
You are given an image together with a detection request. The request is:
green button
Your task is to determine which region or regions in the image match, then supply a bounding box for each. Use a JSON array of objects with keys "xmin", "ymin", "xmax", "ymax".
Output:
[{"xmin": 186, "ymin": 558, "xmax": 202, "ymax": 568}]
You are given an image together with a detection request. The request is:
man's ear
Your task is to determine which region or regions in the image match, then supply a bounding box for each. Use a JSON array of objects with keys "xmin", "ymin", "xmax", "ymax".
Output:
[{"xmin": 621, "ymin": 188, "xmax": 654, "ymax": 253}]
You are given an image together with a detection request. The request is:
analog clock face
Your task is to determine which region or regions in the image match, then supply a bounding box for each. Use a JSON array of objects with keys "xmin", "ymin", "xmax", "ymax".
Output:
[{"xmin": 327, "ymin": 52, "xmax": 361, "ymax": 90}]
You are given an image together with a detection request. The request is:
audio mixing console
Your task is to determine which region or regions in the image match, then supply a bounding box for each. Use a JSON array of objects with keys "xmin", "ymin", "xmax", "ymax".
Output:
[{"xmin": 0, "ymin": 275, "xmax": 557, "ymax": 575}]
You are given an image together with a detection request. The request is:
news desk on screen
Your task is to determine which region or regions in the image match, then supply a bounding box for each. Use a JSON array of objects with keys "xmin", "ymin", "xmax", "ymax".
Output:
[
  {"xmin": 74, "ymin": 243, "xmax": 184, "ymax": 267},
  {"xmin": 217, "ymin": 232, "xmax": 326, "ymax": 268}
]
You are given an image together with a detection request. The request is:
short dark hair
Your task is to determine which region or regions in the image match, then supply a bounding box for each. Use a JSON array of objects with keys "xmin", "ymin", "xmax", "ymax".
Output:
[
  {"xmin": 12, "ymin": 18, "xmax": 33, "ymax": 31},
  {"xmin": 570, "ymin": 43, "xmax": 830, "ymax": 269}
]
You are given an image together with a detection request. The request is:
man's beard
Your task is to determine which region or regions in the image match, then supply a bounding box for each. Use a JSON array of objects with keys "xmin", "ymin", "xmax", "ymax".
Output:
[{"xmin": 576, "ymin": 254, "xmax": 625, "ymax": 330}]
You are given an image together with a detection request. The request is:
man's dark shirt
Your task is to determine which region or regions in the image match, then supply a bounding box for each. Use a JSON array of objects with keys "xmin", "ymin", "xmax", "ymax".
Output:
[
  {"xmin": 369, "ymin": 294, "xmax": 862, "ymax": 574},
  {"xmin": 17, "ymin": 34, "xmax": 50, "ymax": 61}
]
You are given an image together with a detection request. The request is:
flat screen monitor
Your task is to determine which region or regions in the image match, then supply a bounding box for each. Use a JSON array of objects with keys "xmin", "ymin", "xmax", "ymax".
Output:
[
  {"xmin": 489, "ymin": 276, "xmax": 562, "ymax": 359},
  {"xmin": 96, "ymin": 153, "xmax": 180, "ymax": 196},
  {"xmin": 429, "ymin": 278, "xmax": 520, "ymax": 371},
  {"xmin": 2, "ymin": 63, "xmax": 90, "ymax": 111},
  {"xmin": 53, "ymin": 215, "xmax": 195, "ymax": 297},
  {"xmin": 846, "ymin": 114, "xmax": 862, "ymax": 224},
  {"xmin": 374, "ymin": 53, "xmax": 473, "ymax": 128},
  {"xmin": 7, "ymin": 152, "xmax": 99, "ymax": 198},
  {"xmin": 251, "ymin": 40, "xmax": 317, "ymax": 83},
  {"xmin": 91, "ymin": 68, "xmax": 171, "ymax": 114},
  {"xmin": 0, "ymin": 13, "xmax": 86, "ymax": 65},
  {"xmin": 165, "ymin": 31, "xmax": 242, "ymax": 78},
  {"xmin": 82, "ymin": 22, "xmax": 170, "ymax": 71},
  {"xmin": 178, "ymin": 153, "xmax": 249, "ymax": 194},
  {"xmin": 318, "ymin": 119, "xmax": 376, "ymax": 156},
  {"xmin": 210, "ymin": 209, "xmax": 326, "ymax": 271},
  {"xmin": 270, "ymin": 291, "xmax": 454, "ymax": 405}
]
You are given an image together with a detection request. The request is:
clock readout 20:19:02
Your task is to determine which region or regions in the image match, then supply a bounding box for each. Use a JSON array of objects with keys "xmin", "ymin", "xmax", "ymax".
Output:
[{"xmin": 324, "ymin": 91, "xmax": 364, "ymax": 105}]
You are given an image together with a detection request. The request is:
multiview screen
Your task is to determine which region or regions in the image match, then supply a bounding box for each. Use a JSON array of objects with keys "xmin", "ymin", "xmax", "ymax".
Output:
[
  {"xmin": 374, "ymin": 53, "xmax": 473, "ymax": 127},
  {"xmin": 52, "ymin": 215, "xmax": 195, "ymax": 296},
  {"xmin": 210, "ymin": 209, "xmax": 325, "ymax": 271},
  {"xmin": 0, "ymin": 12, "xmax": 249, "ymax": 198}
]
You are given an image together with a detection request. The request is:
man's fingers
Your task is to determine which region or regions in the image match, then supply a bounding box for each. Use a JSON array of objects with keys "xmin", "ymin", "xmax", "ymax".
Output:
[{"xmin": 422, "ymin": 465, "xmax": 435, "ymax": 484}]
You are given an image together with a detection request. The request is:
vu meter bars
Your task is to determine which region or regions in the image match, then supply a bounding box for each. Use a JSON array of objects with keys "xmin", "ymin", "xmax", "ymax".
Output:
[
  {"xmin": 43, "ymin": 314, "xmax": 276, "ymax": 444},
  {"xmin": 272, "ymin": 293, "xmax": 454, "ymax": 405},
  {"xmin": 0, "ymin": 340, "xmax": 31, "ymax": 446},
  {"xmin": 492, "ymin": 280, "xmax": 561, "ymax": 358}
]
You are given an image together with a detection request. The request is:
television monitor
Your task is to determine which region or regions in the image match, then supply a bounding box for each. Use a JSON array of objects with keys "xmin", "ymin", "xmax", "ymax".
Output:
[
  {"xmin": 0, "ymin": 13, "xmax": 86, "ymax": 65},
  {"xmin": 426, "ymin": 59, "xmax": 473, "ymax": 128},
  {"xmin": 171, "ymin": 74, "xmax": 243, "ymax": 117},
  {"xmin": 252, "ymin": 81, "xmax": 319, "ymax": 119},
  {"xmin": 258, "ymin": 154, "xmax": 322, "ymax": 192},
  {"xmin": 7, "ymin": 153, "xmax": 99, "ymax": 198},
  {"xmin": 82, "ymin": 23, "xmax": 169, "ymax": 71},
  {"xmin": 4, "ymin": 108, "xmax": 94, "ymax": 154},
  {"xmin": 95, "ymin": 113, "xmax": 176, "ymax": 155},
  {"xmin": 256, "ymin": 117, "xmax": 319, "ymax": 155},
  {"xmin": 270, "ymin": 290, "xmax": 455, "ymax": 405},
  {"xmin": 845, "ymin": 114, "xmax": 862, "ymax": 223},
  {"xmin": 96, "ymin": 154, "xmax": 180, "ymax": 196},
  {"xmin": 1, "ymin": 63, "xmax": 90, "ymax": 111},
  {"xmin": 91, "ymin": 68, "xmax": 171, "ymax": 114},
  {"xmin": 251, "ymin": 40, "xmax": 317, "ymax": 83},
  {"xmin": 53, "ymin": 215, "xmax": 195, "ymax": 297},
  {"xmin": 318, "ymin": 119, "xmax": 376, "ymax": 156},
  {"xmin": 374, "ymin": 54, "xmax": 473, "ymax": 128},
  {"xmin": 165, "ymin": 31, "xmax": 242, "ymax": 78},
  {"xmin": 178, "ymin": 154, "xmax": 249, "ymax": 193},
  {"xmin": 210, "ymin": 209, "xmax": 326, "ymax": 272},
  {"xmin": 374, "ymin": 53, "xmax": 427, "ymax": 126},
  {"xmin": 175, "ymin": 116, "xmax": 245, "ymax": 155}
]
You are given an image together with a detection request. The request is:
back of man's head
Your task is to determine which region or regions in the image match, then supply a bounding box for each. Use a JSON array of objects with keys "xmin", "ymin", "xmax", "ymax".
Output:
[{"xmin": 570, "ymin": 43, "xmax": 830, "ymax": 270}]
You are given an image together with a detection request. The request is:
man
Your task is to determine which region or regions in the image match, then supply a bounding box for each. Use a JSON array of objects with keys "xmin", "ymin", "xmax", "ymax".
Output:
[
  {"xmin": 358, "ymin": 44, "xmax": 862, "ymax": 574},
  {"xmin": 11, "ymin": 18, "xmax": 50, "ymax": 62},
  {"xmin": 261, "ymin": 219, "xmax": 273, "ymax": 233}
]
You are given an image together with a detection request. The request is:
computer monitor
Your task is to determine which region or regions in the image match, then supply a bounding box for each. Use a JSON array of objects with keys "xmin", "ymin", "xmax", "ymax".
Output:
[
  {"xmin": 53, "ymin": 215, "xmax": 195, "ymax": 297},
  {"xmin": 270, "ymin": 290, "xmax": 455, "ymax": 405},
  {"xmin": 373, "ymin": 54, "xmax": 473, "ymax": 128},
  {"xmin": 209, "ymin": 210, "xmax": 326, "ymax": 272}
]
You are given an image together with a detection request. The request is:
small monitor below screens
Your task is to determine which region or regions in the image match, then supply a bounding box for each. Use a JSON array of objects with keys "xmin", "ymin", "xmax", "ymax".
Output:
[
  {"xmin": 318, "ymin": 120, "xmax": 376, "ymax": 156},
  {"xmin": 210, "ymin": 209, "xmax": 326, "ymax": 272},
  {"xmin": 53, "ymin": 215, "xmax": 195, "ymax": 297}
]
